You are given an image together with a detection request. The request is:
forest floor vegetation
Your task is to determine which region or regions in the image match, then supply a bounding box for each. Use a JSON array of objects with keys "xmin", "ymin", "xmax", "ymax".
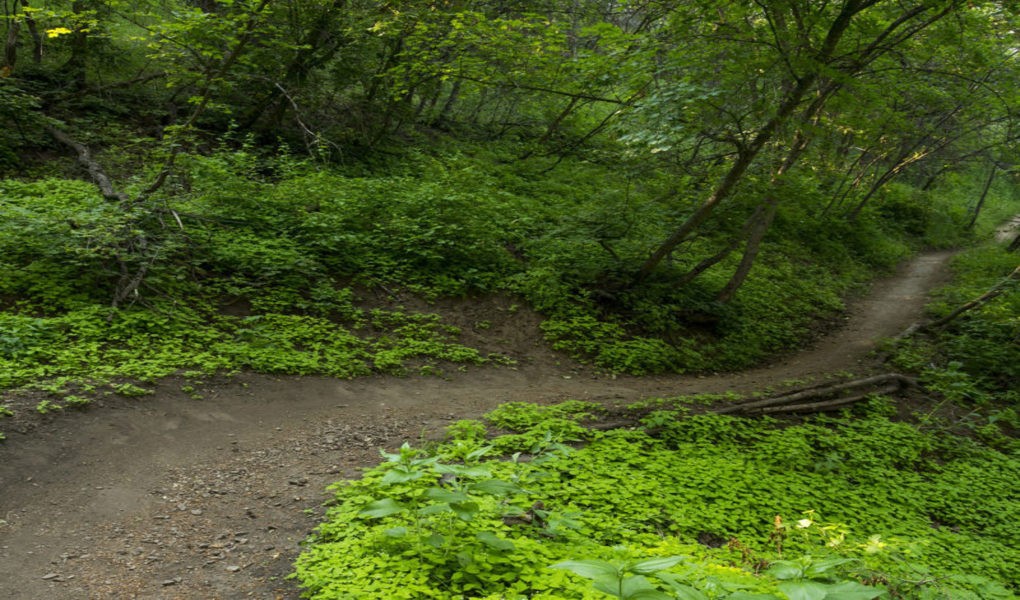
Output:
[{"xmin": 2, "ymin": 244, "xmax": 1015, "ymax": 599}]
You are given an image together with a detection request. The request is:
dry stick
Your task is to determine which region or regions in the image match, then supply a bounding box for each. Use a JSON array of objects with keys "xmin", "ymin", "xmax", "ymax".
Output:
[{"xmin": 714, "ymin": 373, "xmax": 915, "ymax": 415}]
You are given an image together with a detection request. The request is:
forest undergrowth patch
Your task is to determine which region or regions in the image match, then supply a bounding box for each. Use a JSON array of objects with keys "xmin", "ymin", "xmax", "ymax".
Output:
[
  {"xmin": 4, "ymin": 143, "xmax": 1014, "ymax": 416},
  {"xmin": 294, "ymin": 399, "xmax": 1019, "ymax": 599}
]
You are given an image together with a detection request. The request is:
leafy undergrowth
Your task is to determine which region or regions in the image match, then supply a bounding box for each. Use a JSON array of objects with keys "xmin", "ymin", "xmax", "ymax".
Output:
[
  {"xmin": 0, "ymin": 301, "xmax": 491, "ymax": 403},
  {"xmin": 293, "ymin": 401, "xmax": 1019, "ymax": 599},
  {"xmin": 2, "ymin": 140, "xmax": 1017, "ymax": 428}
]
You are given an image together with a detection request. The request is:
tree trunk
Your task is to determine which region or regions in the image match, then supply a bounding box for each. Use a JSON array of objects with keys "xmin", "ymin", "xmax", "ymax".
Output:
[
  {"xmin": 46, "ymin": 125, "xmax": 130, "ymax": 203},
  {"xmin": 633, "ymin": 1, "xmax": 868, "ymax": 283},
  {"xmin": 634, "ymin": 146, "xmax": 764, "ymax": 282},
  {"xmin": 520, "ymin": 96, "xmax": 581, "ymax": 159},
  {"xmin": 15, "ymin": 0, "xmax": 41, "ymax": 64},
  {"xmin": 435, "ymin": 79, "xmax": 462, "ymax": 124},
  {"xmin": 67, "ymin": 0, "xmax": 89, "ymax": 90},
  {"xmin": 715, "ymin": 197, "xmax": 779, "ymax": 303},
  {"xmin": 3, "ymin": 19, "xmax": 17, "ymax": 72},
  {"xmin": 237, "ymin": 0, "xmax": 347, "ymax": 131},
  {"xmin": 711, "ymin": 89, "xmax": 826, "ymax": 303},
  {"xmin": 674, "ymin": 215, "xmax": 759, "ymax": 287},
  {"xmin": 967, "ymin": 162, "xmax": 996, "ymax": 230},
  {"xmin": 715, "ymin": 373, "xmax": 916, "ymax": 415}
]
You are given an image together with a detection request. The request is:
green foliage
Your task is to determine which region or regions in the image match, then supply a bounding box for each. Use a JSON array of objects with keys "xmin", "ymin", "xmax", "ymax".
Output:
[
  {"xmin": 62, "ymin": 395, "xmax": 92, "ymax": 409},
  {"xmin": 1, "ymin": 0, "xmax": 1018, "ymax": 387},
  {"xmin": 295, "ymin": 402, "xmax": 1019, "ymax": 599},
  {"xmin": 0, "ymin": 163, "xmax": 503, "ymax": 396},
  {"xmin": 551, "ymin": 556, "xmax": 688, "ymax": 600},
  {"xmin": 5, "ymin": 127, "xmax": 1015, "ymax": 388},
  {"xmin": 35, "ymin": 399, "xmax": 61, "ymax": 415},
  {"xmin": 111, "ymin": 382, "xmax": 152, "ymax": 397}
]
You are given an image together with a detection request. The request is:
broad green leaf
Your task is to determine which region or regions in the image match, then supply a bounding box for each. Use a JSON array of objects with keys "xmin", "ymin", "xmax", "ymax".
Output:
[
  {"xmin": 434, "ymin": 463, "xmax": 491, "ymax": 478},
  {"xmin": 668, "ymin": 585, "xmax": 710, "ymax": 600},
  {"xmin": 593, "ymin": 574, "xmax": 658, "ymax": 598},
  {"xmin": 425, "ymin": 533, "xmax": 445, "ymax": 548},
  {"xmin": 778, "ymin": 581, "xmax": 829, "ymax": 600},
  {"xmin": 468, "ymin": 478, "xmax": 522, "ymax": 496},
  {"xmin": 358, "ymin": 497, "xmax": 406, "ymax": 519},
  {"xmin": 805, "ymin": 558, "xmax": 855, "ymax": 578},
  {"xmin": 450, "ymin": 500, "xmax": 480, "ymax": 521},
  {"xmin": 425, "ymin": 487, "xmax": 471, "ymax": 504},
  {"xmin": 656, "ymin": 573, "xmax": 709, "ymax": 600},
  {"xmin": 384, "ymin": 526, "xmax": 408, "ymax": 538},
  {"xmin": 476, "ymin": 531, "xmax": 515, "ymax": 552},
  {"xmin": 418, "ymin": 502, "xmax": 453, "ymax": 516},
  {"xmin": 551, "ymin": 559, "xmax": 621, "ymax": 581},
  {"xmin": 629, "ymin": 591, "xmax": 675, "ymax": 600},
  {"xmin": 629, "ymin": 555, "xmax": 686, "ymax": 574},
  {"xmin": 465, "ymin": 446, "xmax": 493, "ymax": 461},
  {"xmin": 380, "ymin": 467, "xmax": 424, "ymax": 484},
  {"xmin": 766, "ymin": 561, "xmax": 805, "ymax": 580},
  {"xmin": 824, "ymin": 581, "xmax": 885, "ymax": 600}
]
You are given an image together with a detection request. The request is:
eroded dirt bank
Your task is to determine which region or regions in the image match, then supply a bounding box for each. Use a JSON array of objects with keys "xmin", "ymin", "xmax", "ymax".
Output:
[{"xmin": 0, "ymin": 250, "xmax": 953, "ymax": 599}]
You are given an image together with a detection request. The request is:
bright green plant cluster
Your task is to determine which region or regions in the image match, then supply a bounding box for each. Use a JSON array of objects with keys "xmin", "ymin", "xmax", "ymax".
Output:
[
  {"xmin": 294, "ymin": 401, "xmax": 1019, "ymax": 599},
  {"xmin": 0, "ymin": 305, "xmax": 487, "ymax": 398}
]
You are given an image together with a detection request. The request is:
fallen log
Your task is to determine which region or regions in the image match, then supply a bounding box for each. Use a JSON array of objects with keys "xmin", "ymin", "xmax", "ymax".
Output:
[
  {"xmin": 757, "ymin": 384, "xmax": 901, "ymax": 415},
  {"xmin": 919, "ymin": 265, "xmax": 1019, "ymax": 332},
  {"xmin": 583, "ymin": 373, "xmax": 917, "ymax": 431},
  {"xmin": 714, "ymin": 373, "xmax": 915, "ymax": 415}
]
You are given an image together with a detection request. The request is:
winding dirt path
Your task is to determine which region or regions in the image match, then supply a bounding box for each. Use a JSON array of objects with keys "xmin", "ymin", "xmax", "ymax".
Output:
[{"xmin": 0, "ymin": 251, "xmax": 954, "ymax": 599}]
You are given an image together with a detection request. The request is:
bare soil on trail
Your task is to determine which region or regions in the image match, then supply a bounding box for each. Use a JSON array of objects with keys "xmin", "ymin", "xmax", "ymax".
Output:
[{"xmin": 0, "ymin": 250, "xmax": 955, "ymax": 600}]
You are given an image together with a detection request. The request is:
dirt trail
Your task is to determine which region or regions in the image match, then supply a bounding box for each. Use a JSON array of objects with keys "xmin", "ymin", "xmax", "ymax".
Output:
[{"xmin": 0, "ymin": 250, "xmax": 954, "ymax": 599}]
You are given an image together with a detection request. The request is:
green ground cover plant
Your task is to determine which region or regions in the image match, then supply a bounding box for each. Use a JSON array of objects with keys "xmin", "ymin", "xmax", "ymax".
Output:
[{"xmin": 294, "ymin": 401, "xmax": 1019, "ymax": 599}]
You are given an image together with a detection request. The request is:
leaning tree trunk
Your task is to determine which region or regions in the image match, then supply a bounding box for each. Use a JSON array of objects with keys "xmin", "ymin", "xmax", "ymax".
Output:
[
  {"xmin": 967, "ymin": 162, "xmax": 996, "ymax": 230},
  {"xmin": 716, "ymin": 197, "xmax": 779, "ymax": 303},
  {"xmin": 632, "ymin": 1, "xmax": 871, "ymax": 284}
]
